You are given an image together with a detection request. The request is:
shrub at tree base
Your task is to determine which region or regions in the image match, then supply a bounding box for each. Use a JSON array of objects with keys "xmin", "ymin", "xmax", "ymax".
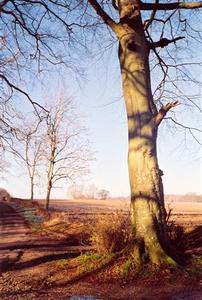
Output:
[
  {"xmin": 91, "ymin": 211, "xmax": 132, "ymax": 254},
  {"xmin": 91, "ymin": 209, "xmax": 189, "ymax": 260},
  {"xmin": 166, "ymin": 206, "xmax": 187, "ymax": 252},
  {"xmin": 167, "ymin": 221, "xmax": 189, "ymax": 253}
]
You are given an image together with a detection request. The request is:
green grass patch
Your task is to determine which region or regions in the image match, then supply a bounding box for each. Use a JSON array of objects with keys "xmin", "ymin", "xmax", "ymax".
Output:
[
  {"xmin": 55, "ymin": 258, "xmax": 71, "ymax": 267},
  {"xmin": 166, "ymin": 256, "xmax": 177, "ymax": 266},
  {"xmin": 114, "ymin": 258, "xmax": 134, "ymax": 276},
  {"xmin": 56, "ymin": 252, "xmax": 116, "ymax": 276}
]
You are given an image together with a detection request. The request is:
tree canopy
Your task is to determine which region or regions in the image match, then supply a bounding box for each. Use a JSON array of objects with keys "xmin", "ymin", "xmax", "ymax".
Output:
[{"xmin": 0, "ymin": 1, "xmax": 201, "ymax": 147}]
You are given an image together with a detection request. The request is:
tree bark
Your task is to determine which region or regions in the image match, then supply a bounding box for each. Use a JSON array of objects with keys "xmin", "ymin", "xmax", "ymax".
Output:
[
  {"xmin": 45, "ymin": 181, "xmax": 51, "ymax": 210},
  {"xmin": 45, "ymin": 140, "xmax": 55, "ymax": 210},
  {"xmin": 45, "ymin": 156, "xmax": 54, "ymax": 210},
  {"xmin": 30, "ymin": 176, "xmax": 34, "ymax": 200},
  {"xmin": 116, "ymin": 0, "xmax": 175, "ymax": 264}
]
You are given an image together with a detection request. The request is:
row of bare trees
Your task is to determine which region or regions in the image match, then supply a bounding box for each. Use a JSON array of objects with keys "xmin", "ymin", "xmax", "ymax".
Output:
[
  {"xmin": 3, "ymin": 96, "xmax": 91, "ymax": 210},
  {"xmin": 69, "ymin": 184, "xmax": 109, "ymax": 200}
]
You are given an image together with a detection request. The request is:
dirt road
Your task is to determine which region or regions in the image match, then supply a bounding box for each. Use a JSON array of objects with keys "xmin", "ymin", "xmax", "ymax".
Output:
[
  {"xmin": 0, "ymin": 201, "xmax": 31, "ymax": 272},
  {"xmin": 0, "ymin": 201, "xmax": 91, "ymax": 299}
]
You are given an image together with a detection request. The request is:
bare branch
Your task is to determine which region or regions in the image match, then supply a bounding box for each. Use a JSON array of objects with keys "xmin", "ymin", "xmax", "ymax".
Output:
[
  {"xmin": 141, "ymin": 1, "xmax": 202, "ymax": 11},
  {"xmin": 0, "ymin": 74, "xmax": 48, "ymax": 116},
  {"xmin": 165, "ymin": 116, "xmax": 202, "ymax": 133},
  {"xmin": 88, "ymin": 0, "xmax": 117, "ymax": 31},
  {"xmin": 144, "ymin": 0, "xmax": 159, "ymax": 30},
  {"xmin": 155, "ymin": 101, "xmax": 179, "ymax": 125},
  {"xmin": 112, "ymin": 0, "xmax": 118, "ymax": 10},
  {"xmin": 0, "ymin": 0, "xmax": 10, "ymax": 11},
  {"xmin": 150, "ymin": 36, "xmax": 185, "ymax": 49},
  {"xmin": 165, "ymin": 117, "xmax": 202, "ymax": 145}
]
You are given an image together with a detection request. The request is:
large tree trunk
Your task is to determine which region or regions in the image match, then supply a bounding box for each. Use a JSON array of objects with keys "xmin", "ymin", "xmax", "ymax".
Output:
[{"xmin": 117, "ymin": 1, "xmax": 175, "ymax": 264}]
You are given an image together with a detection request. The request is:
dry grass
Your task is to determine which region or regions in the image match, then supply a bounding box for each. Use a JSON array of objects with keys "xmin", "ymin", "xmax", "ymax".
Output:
[{"xmin": 91, "ymin": 211, "xmax": 132, "ymax": 254}]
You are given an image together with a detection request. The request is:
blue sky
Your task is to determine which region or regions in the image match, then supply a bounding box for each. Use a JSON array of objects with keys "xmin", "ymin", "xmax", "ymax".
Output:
[{"xmin": 2, "ymin": 40, "xmax": 202, "ymax": 199}]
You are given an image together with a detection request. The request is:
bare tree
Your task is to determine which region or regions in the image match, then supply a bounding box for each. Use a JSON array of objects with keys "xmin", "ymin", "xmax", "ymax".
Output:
[
  {"xmin": 97, "ymin": 189, "xmax": 109, "ymax": 200},
  {"xmin": 44, "ymin": 97, "xmax": 90, "ymax": 210},
  {"xmin": 84, "ymin": 184, "xmax": 99, "ymax": 199},
  {"xmin": 68, "ymin": 184, "xmax": 85, "ymax": 200},
  {"xmin": 84, "ymin": 0, "xmax": 202, "ymax": 265},
  {"xmin": 1, "ymin": 0, "xmax": 202, "ymax": 265},
  {"xmin": 7, "ymin": 117, "xmax": 44, "ymax": 200}
]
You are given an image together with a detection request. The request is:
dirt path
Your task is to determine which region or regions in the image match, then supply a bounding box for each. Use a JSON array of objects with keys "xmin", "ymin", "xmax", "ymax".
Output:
[
  {"xmin": 0, "ymin": 201, "xmax": 92, "ymax": 299},
  {"xmin": 0, "ymin": 201, "xmax": 90, "ymax": 269},
  {"xmin": 0, "ymin": 201, "xmax": 31, "ymax": 271}
]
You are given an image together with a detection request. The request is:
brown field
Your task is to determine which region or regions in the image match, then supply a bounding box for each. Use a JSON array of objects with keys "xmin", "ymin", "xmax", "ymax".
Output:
[
  {"xmin": 38, "ymin": 198, "xmax": 202, "ymax": 213},
  {"xmin": 37, "ymin": 198, "xmax": 202, "ymax": 226}
]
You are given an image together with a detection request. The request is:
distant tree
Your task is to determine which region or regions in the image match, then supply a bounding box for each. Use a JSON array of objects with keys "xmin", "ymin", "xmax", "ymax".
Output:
[
  {"xmin": 97, "ymin": 189, "xmax": 109, "ymax": 200},
  {"xmin": 44, "ymin": 97, "xmax": 91, "ymax": 210},
  {"xmin": 68, "ymin": 184, "xmax": 109, "ymax": 200},
  {"xmin": 85, "ymin": 184, "xmax": 98, "ymax": 199},
  {"xmin": 85, "ymin": 185, "xmax": 110, "ymax": 199},
  {"xmin": 68, "ymin": 184, "xmax": 85, "ymax": 200}
]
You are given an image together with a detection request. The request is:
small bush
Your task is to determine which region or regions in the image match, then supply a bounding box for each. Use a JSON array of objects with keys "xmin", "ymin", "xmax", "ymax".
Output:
[
  {"xmin": 91, "ymin": 211, "xmax": 132, "ymax": 254},
  {"xmin": 167, "ymin": 221, "xmax": 185, "ymax": 250},
  {"xmin": 166, "ymin": 204, "xmax": 186, "ymax": 251}
]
